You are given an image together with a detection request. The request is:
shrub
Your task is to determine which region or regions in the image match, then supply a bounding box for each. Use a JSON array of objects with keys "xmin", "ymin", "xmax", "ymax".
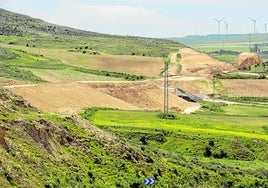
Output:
[
  {"xmin": 204, "ymin": 146, "xmax": 212, "ymax": 157},
  {"xmin": 212, "ymin": 149, "xmax": 227, "ymax": 159},
  {"xmin": 200, "ymin": 101, "xmax": 225, "ymax": 113},
  {"xmin": 157, "ymin": 112, "xmax": 178, "ymax": 120}
]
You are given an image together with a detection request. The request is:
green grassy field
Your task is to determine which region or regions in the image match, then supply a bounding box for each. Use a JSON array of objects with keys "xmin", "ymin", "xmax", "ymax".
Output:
[
  {"xmin": 79, "ymin": 106, "xmax": 268, "ymax": 186},
  {"xmin": 90, "ymin": 109, "xmax": 268, "ymax": 139},
  {"xmin": 84, "ymin": 105, "xmax": 268, "ymax": 163}
]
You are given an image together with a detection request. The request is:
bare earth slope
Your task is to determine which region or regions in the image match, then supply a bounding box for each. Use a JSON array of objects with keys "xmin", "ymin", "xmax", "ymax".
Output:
[
  {"xmin": 5, "ymin": 81, "xmax": 199, "ymax": 114},
  {"xmin": 89, "ymin": 82, "xmax": 196, "ymax": 112},
  {"xmin": 179, "ymin": 48, "xmax": 234, "ymax": 76}
]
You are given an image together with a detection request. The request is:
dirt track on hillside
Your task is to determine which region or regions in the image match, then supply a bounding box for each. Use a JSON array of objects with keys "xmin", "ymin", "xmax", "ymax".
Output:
[{"xmin": 179, "ymin": 48, "xmax": 234, "ymax": 76}]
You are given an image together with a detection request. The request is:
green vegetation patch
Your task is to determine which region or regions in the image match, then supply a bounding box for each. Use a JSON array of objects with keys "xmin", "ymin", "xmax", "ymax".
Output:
[
  {"xmin": 1, "ymin": 48, "xmax": 63, "ymax": 69},
  {"xmin": 220, "ymin": 96, "xmax": 268, "ymax": 104},
  {"xmin": 88, "ymin": 109, "xmax": 268, "ymax": 139},
  {"xmin": 1, "ymin": 86, "xmax": 268, "ymax": 187},
  {"xmin": 0, "ymin": 8, "xmax": 183, "ymax": 57},
  {"xmin": 214, "ymin": 73, "xmax": 267, "ymax": 79},
  {"xmin": 0, "ymin": 64, "xmax": 43, "ymax": 82},
  {"xmin": 208, "ymin": 49, "xmax": 239, "ymax": 63},
  {"xmin": 71, "ymin": 66, "xmax": 146, "ymax": 81},
  {"xmin": 1, "ymin": 35, "xmax": 183, "ymax": 58},
  {"xmin": 0, "ymin": 46, "xmax": 18, "ymax": 60},
  {"xmin": 80, "ymin": 108, "xmax": 268, "ymax": 187},
  {"xmin": 240, "ymin": 61, "xmax": 268, "ymax": 73},
  {"xmin": 222, "ymin": 104, "xmax": 268, "ymax": 117}
]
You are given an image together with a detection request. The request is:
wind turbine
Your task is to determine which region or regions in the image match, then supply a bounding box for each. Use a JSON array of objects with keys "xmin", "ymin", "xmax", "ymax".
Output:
[
  {"xmin": 265, "ymin": 23, "xmax": 268, "ymax": 33},
  {"xmin": 224, "ymin": 21, "xmax": 231, "ymax": 35},
  {"xmin": 249, "ymin": 17, "xmax": 260, "ymax": 34},
  {"xmin": 214, "ymin": 18, "xmax": 224, "ymax": 34}
]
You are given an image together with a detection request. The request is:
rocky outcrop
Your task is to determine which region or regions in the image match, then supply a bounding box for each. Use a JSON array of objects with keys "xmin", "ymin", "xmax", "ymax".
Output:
[{"xmin": 9, "ymin": 118, "xmax": 74, "ymax": 156}]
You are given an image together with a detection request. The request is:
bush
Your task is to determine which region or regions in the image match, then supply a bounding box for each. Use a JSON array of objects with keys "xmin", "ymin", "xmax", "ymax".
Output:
[
  {"xmin": 213, "ymin": 149, "xmax": 227, "ymax": 159},
  {"xmin": 200, "ymin": 101, "xmax": 225, "ymax": 113},
  {"xmin": 214, "ymin": 73, "xmax": 267, "ymax": 79},
  {"xmin": 158, "ymin": 112, "xmax": 178, "ymax": 120},
  {"xmin": 204, "ymin": 146, "xmax": 212, "ymax": 157}
]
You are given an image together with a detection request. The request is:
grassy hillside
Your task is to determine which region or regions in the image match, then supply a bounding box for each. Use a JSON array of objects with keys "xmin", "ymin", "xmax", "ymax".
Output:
[
  {"xmin": 81, "ymin": 107, "xmax": 268, "ymax": 187},
  {"xmin": 0, "ymin": 46, "xmax": 147, "ymax": 82},
  {"xmin": 1, "ymin": 88, "xmax": 268, "ymax": 187},
  {"xmin": 0, "ymin": 8, "xmax": 185, "ymax": 82},
  {"xmin": 0, "ymin": 8, "xmax": 183, "ymax": 57}
]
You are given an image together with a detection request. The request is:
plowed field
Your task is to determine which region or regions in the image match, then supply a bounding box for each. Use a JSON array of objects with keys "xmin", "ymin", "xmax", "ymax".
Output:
[
  {"xmin": 221, "ymin": 79, "xmax": 268, "ymax": 97},
  {"xmin": 7, "ymin": 82, "xmax": 139, "ymax": 113}
]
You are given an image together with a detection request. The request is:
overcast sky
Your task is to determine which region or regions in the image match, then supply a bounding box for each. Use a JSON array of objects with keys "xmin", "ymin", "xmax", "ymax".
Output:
[{"xmin": 1, "ymin": 0, "xmax": 268, "ymax": 38}]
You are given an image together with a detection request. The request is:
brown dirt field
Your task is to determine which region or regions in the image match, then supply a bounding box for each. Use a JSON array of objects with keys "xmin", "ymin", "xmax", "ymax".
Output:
[
  {"xmin": 95, "ymin": 55, "xmax": 163, "ymax": 77},
  {"xmin": 179, "ymin": 48, "xmax": 234, "ymax": 76},
  {"xmin": 5, "ymin": 81, "xmax": 199, "ymax": 114},
  {"xmin": 7, "ymin": 82, "xmax": 140, "ymax": 113},
  {"xmin": 221, "ymin": 79, "xmax": 268, "ymax": 97}
]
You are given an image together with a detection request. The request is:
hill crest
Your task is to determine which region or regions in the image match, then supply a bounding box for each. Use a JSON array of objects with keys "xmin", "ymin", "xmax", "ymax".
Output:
[{"xmin": 0, "ymin": 8, "xmax": 103, "ymax": 37}]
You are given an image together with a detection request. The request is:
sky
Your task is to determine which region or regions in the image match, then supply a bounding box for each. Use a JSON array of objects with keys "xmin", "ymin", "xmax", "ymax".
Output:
[{"xmin": 1, "ymin": 0, "xmax": 268, "ymax": 38}]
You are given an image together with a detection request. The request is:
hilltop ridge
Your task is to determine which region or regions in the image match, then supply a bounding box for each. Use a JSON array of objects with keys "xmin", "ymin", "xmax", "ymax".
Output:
[
  {"xmin": 0, "ymin": 8, "xmax": 103, "ymax": 37},
  {"xmin": 0, "ymin": 8, "xmax": 183, "ymax": 57}
]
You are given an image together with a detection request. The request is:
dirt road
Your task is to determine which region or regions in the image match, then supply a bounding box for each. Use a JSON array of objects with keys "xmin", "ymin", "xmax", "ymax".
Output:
[{"xmin": 168, "ymin": 52, "xmax": 180, "ymax": 75}]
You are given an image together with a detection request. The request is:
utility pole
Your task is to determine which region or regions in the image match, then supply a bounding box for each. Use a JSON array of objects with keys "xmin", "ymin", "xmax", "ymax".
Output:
[{"xmin": 164, "ymin": 59, "xmax": 169, "ymax": 114}]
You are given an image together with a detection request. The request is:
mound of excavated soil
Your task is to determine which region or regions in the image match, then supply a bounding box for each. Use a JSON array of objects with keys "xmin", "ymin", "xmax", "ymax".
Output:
[
  {"xmin": 6, "ymin": 82, "xmax": 140, "ymax": 113},
  {"xmin": 179, "ymin": 48, "xmax": 234, "ymax": 76},
  {"xmin": 234, "ymin": 52, "xmax": 262, "ymax": 69}
]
